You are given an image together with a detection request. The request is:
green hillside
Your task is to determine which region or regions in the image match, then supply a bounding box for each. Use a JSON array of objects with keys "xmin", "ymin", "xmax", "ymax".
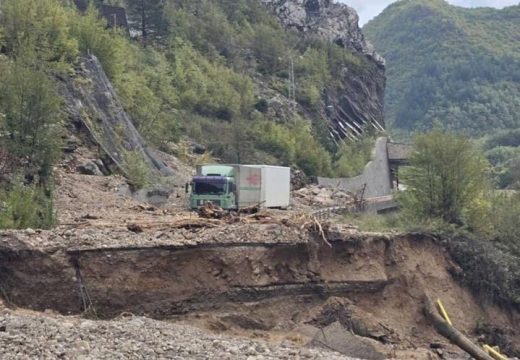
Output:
[
  {"xmin": 0, "ymin": 0, "xmax": 378, "ymax": 178},
  {"xmin": 364, "ymin": 0, "xmax": 520, "ymax": 135}
]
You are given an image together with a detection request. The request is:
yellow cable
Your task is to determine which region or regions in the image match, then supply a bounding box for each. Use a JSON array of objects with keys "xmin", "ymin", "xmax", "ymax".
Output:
[
  {"xmin": 436, "ymin": 299, "xmax": 452, "ymax": 326},
  {"xmin": 483, "ymin": 344, "xmax": 508, "ymax": 360}
]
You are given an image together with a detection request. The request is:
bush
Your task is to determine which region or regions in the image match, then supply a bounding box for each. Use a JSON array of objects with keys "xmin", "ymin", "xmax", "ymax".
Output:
[
  {"xmin": 252, "ymin": 118, "xmax": 333, "ymax": 176},
  {"xmin": 0, "ymin": 60, "xmax": 62, "ymax": 181},
  {"xmin": 399, "ymin": 128, "xmax": 490, "ymax": 226},
  {"xmin": 169, "ymin": 39, "xmax": 254, "ymax": 121},
  {"xmin": 0, "ymin": 182, "xmax": 55, "ymax": 229},
  {"xmin": 70, "ymin": 6, "xmax": 126, "ymax": 79},
  {"xmin": 123, "ymin": 151, "xmax": 151, "ymax": 190},
  {"xmin": 0, "ymin": 0, "xmax": 78, "ymax": 66},
  {"xmin": 485, "ymin": 128, "xmax": 520, "ymax": 149},
  {"xmin": 334, "ymin": 135, "xmax": 375, "ymax": 178},
  {"xmin": 489, "ymin": 192, "xmax": 520, "ymax": 255}
]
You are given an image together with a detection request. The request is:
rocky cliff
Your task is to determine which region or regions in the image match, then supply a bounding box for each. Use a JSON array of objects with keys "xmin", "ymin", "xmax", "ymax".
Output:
[
  {"xmin": 261, "ymin": 0, "xmax": 384, "ymax": 67},
  {"xmin": 262, "ymin": 0, "xmax": 386, "ymax": 139}
]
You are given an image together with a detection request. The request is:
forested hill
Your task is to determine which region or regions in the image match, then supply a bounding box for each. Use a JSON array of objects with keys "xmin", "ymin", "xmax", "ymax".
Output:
[{"xmin": 363, "ymin": 0, "xmax": 520, "ymax": 135}]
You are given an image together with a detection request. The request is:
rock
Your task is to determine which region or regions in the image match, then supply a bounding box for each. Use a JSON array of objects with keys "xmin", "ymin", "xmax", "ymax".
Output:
[
  {"xmin": 261, "ymin": 0, "xmax": 386, "ymax": 141},
  {"xmin": 76, "ymin": 161, "xmax": 103, "ymax": 176},
  {"xmin": 299, "ymin": 348, "xmax": 315, "ymax": 358},
  {"xmin": 261, "ymin": 0, "xmax": 384, "ymax": 67},
  {"xmin": 311, "ymin": 321, "xmax": 386, "ymax": 360},
  {"xmin": 93, "ymin": 159, "xmax": 110, "ymax": 175},
  {"xmin": 63, "ymin": 137, "xmax": 80, "ymax": 153}
]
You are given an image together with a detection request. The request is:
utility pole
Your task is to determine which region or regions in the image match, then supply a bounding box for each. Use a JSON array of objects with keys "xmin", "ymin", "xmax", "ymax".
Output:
[
  {"xmin": 288, "ymin": 56, "xmax": 296, "ymax": 112},
  {"xmin": 113, "ymin": 13, "xmax": 117, "ymax": 34}
]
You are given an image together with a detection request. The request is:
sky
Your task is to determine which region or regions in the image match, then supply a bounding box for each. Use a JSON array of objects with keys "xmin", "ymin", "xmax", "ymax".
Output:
[{"xmin": 340, "ymin": 0, "xmax": 520, "ymax": 25}]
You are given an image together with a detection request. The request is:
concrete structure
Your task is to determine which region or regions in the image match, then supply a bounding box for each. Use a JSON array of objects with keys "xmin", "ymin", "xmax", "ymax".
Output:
[
  {"xmin": 318, "ymin": 138, "xmax": 411, "ymax": 199},
  {"xmin": 100, "ymin": 5, "xmax": 129, "ymax": 33},
  {"xmin": 74, "ymin": 1, "xmax": 130, "ymax": 34}
]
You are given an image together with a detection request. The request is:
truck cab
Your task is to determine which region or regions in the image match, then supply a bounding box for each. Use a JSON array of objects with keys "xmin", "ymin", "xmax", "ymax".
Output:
[
  {"xmin": 190, "ymin": 175, "xmax": 237, "ymax": 210},
  {"xmin": 189, "ymin": 165, "xmax": 238, "ymax": 210}
]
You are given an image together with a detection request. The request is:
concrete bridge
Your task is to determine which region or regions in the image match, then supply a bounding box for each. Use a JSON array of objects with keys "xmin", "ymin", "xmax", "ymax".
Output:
[{"xmin": 318, "ymin": 138, "xmax": 412, "ymax": 211}]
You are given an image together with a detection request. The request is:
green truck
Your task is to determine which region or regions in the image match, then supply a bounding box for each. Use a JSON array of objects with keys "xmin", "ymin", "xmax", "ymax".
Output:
[{"xmin": 189, "ymin": 164, "xmax": 291, "ymax": 210}]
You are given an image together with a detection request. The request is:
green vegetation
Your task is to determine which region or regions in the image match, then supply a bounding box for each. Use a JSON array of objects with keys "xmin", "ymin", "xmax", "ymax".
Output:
[
  {"xmin": 483, "ymin": 129, "xmax": 520, "ymax": 188},
  {"xmin": 0, "ymin": 182, "xmax": 55, "ymax": 230},
  {"xmin": 0, "ymin": 60, "xmax": 62, "ymax": 181},
  {"xmin": 76, "ymin": 0, "xmax": 372, "ymax": 176},
  {"xmin": 123, "ymin": 150, "xmax": 151, "ymax": 190},
  {"xmin": 334, "ymin": 132, "xmax": 375, "ymax": 178},
  {"xmin": 399, "ymin": 128, "xmax": 490, "ymax": 226},
  {"xmin": 364, "ymin": 0, "xmax": 520, "ymax": 135}
]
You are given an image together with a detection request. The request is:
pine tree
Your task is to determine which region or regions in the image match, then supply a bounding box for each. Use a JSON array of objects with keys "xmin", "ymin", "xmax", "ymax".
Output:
[{"xmin": 125, "ymin": 0, "xmax": 167, "ymax": 42}]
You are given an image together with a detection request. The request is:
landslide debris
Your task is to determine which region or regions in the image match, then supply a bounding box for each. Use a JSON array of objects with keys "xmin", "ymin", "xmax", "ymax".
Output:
[{"xmin": 0, "ymin": 310, "xmax": 360, "ymax": 360}]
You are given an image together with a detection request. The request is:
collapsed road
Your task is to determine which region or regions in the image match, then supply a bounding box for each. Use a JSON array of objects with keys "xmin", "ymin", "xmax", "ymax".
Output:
[{"xmin": 1, "ymin": 217, "xmax": 519, "ymax": 359}]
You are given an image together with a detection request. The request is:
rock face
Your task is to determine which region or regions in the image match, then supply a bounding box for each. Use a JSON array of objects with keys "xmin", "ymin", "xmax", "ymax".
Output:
[
  {"xmin": 59, "ymin": 55, "xmax": 173, "ymax": 179},
  {"xmin": 261, "ymin": 0, "xmax": 385, "ymax": 67},
  {"xmin": 262, "ymin": 0, "xmax": 386, "ymax": 139}
]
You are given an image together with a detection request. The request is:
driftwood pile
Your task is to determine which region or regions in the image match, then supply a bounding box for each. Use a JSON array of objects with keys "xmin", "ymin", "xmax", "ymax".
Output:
[{"xmin": 196, "ymin": 202, "xmax": 332, "ymax": 247}]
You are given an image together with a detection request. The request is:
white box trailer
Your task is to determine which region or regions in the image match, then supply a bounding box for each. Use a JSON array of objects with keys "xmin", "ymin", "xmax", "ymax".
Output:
[
  {"xmin": 237, "ymin": 165, "xmax": 290, "ymax": 208},
  {"xmin": 191, "ymin": 164, "xmax": 290, "ymax": 209}
]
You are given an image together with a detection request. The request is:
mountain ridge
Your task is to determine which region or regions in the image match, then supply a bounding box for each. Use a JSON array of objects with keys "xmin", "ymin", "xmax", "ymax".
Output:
[{"xmin": 364, "ymin": 0, "xmax": 520, "ymax": 135}]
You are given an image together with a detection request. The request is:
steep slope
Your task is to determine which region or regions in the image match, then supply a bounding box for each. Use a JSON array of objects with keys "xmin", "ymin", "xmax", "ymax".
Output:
[
  {"xmin": 102, "ymin": 0, "xmax": 386, "ymax": 173},
  {"xmin": 262, "ymin": 0, "xmax": 386, "ymax": 140},
  {"xmin": 364, "ymin": 0, "xmax": 520, "ymax": 135}
]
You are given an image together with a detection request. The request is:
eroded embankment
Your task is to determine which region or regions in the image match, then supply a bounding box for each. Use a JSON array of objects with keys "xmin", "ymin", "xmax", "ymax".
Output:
[
  {"xmin": 1, "ymin": 226, "xmax": 519, "ymax": 359},
  {"xmin": 0, "ymin": 230, "xmax": 391, "ymax": 317}
]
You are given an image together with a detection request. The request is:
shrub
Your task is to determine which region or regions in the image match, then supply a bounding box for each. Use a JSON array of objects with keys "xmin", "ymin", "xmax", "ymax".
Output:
[
  {"xmin": 334, "ymin": 135, "xmax": 375, "ymax": 178},
  {"xmin": 70, "ymin": 6, "xmax": 126, "ymax": 79},
  {"xmin": 123, "ymin": 150, "xmax": 151, "ymax": 190},
  {"xmin": 399, "ymin": 128, "xmax": 490, "ymax": 225},
  {"xmin": 489, "ymin": 192, "xmax": 520, "ymax": 255},
  {"xmin": 0, "ymin": 182, "xmax": 55, "ymax": 229},
  {"xmin": 0, "ymin": 0, "xmax": 78, "ymax": 66},
  {"xmin": 0, "ymin": 60, "xmax": 62, "ymax": 181}
]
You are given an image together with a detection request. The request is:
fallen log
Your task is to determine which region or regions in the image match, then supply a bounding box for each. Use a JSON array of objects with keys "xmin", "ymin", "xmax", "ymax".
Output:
[{"xmin": 422, "ymin": 296, "xmax": 494, "ymax": 360}]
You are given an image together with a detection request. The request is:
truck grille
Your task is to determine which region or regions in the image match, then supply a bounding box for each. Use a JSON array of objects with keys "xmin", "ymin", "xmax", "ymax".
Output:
[{"xmin": 198, "ymin": 200, "xmax": 221, "ymax": 207}]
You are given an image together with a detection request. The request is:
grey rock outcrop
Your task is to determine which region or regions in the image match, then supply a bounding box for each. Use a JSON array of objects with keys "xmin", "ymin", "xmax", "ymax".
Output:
[
  {"xmin": 261, "ymin": 0, "xmax": 385, "ymax": 67},
  {"xmin": 261, "ymin": 0, "xmax": 386, "ymax": 140}
]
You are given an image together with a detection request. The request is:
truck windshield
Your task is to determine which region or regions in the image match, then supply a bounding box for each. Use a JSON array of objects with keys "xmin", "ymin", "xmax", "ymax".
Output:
[{"xmin": 193, "ymin": 178, "xmax": 227, "ymax": 195}]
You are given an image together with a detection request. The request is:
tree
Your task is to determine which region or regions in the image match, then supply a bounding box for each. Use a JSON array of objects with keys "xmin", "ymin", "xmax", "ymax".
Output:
[
  {"xmin": 0, "ymin": 61, "xmax": 62, "ymax": 181},
  {"xmin": 0, "ymin": 0, "xmax": 78, "ymax": 65},
  {"xmin": 125, "ymin": 0, "xmax": 167, "ymax": 43},
  {"xmin": 400, "ymin": 128, "xmax": 490, "ymax": 224}
]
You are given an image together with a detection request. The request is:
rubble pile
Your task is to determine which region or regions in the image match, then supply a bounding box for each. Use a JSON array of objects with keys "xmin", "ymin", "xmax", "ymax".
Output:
[{"xmin": 292, "ymin": 185, "xmax": 355, "ymax": 208}]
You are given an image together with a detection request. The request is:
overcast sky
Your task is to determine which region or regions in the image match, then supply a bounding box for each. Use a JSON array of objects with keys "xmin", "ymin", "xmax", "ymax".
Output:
[{"xmin": 340, "ymin": 0, "xmax": 520, "ymax": 25}]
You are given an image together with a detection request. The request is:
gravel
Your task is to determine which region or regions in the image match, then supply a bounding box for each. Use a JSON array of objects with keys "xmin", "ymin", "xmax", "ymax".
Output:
[{"xmin": 0, "ymin": 309, "xmax": 359, "ymax": 360}]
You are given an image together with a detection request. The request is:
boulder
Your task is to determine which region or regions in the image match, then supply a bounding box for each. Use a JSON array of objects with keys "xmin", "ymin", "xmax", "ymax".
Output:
[{"xmin": 76, "ymin": 161, "xmax": 103, "ymax": 176}]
